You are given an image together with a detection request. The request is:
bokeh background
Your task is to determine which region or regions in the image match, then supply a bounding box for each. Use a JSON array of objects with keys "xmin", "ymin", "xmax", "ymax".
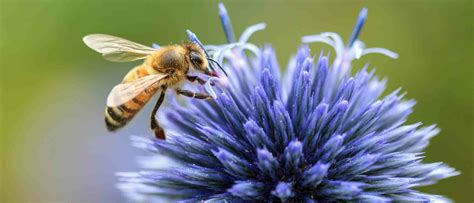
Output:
[{"xmin": 1, "ymin": 0, "xmax": 472, "ymax": 202}]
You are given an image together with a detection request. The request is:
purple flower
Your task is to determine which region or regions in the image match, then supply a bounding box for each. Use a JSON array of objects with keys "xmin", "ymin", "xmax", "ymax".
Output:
[{"xmin": 118, "ymin": 4, "xmax": 458, "ymax": 202}]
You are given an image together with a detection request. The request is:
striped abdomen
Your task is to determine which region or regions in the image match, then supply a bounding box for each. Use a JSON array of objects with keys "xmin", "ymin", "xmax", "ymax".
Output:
[{"xmin": 105, "ymin": 65, "xmax": 159, "ymax": 131}]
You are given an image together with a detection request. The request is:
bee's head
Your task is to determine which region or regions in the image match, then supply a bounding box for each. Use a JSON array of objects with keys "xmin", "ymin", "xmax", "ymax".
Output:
[{"xmin": 185, "ymin": 43, "xmax": 216, "ymax": 77}]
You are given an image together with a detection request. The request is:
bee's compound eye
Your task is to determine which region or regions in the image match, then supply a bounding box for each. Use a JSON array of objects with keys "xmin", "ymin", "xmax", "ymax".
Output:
[{"xmin": 190, "ymin": 52, "xmax": 203, "ymax": 65}]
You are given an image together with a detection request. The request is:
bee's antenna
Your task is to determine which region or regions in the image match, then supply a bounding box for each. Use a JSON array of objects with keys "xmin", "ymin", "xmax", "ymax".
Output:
[{"xmin": 207, "ymin": 58, "xmax": 228, "ymax": 76}]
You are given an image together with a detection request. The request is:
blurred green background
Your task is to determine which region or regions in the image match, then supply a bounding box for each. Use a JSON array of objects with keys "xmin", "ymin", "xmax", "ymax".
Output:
[{"xmin": 1, "ymin": 0, "xmax": 472, "ymax": 202}]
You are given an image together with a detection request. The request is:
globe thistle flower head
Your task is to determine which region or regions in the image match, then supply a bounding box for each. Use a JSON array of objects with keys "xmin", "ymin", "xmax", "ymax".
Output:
[{"xmin": 118, "ymin": 4, "xmax": 459, "ymax": 202}]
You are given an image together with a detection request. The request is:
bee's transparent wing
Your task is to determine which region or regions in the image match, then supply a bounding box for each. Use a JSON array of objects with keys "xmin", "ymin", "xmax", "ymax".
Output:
[
  {"xmin": 107, "ymin": 74, "xmax": 167, "ymax": 107},
  {"xmin": 83, "ymin": 34, "xmax": 157, "ymax": 62}
]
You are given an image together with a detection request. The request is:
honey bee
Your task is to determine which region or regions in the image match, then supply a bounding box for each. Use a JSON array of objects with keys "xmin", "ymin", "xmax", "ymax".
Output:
[{"xmin": 83, "ymin": 34, "xmax": 225, "ymax": 139}]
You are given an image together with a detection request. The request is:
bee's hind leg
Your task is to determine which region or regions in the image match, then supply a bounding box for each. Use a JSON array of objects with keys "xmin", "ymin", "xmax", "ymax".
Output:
[
  {"xmin": 150, "ymin": 87, "xmax": 167, "ymax": 139},
  {"xmin": 176, "ymin": 88, "xmax": 213, "ymax": 100}
]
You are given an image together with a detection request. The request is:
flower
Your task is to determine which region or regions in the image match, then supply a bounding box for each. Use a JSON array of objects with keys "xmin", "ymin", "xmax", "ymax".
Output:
[{"xmin": 118, "ymin": 4, "xmax": 458, "ymax": 202}]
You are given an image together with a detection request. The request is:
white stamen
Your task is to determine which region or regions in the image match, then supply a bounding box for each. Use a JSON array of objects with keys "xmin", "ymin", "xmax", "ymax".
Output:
[
  {"xmin": 302, "ymin": 32, "xmax": 399, "ymax": 62},
  {"xmin": 302, "ymin": 32, "xmax": 345, "ymax": 60},
  {"xmin": 362, "ymin": 48, "xmax": 399, "ymax": 59},
  {"xmin": 320, "ymin": 32, "xmax": 345, "ymax": 55},
  {"xmin": 301, "ymin": 35, "xmax": 336, "ymax": 47},
  {"xmin": 204, "ymin": 45, "xmax": 220, "ymax": 51},
  {"xmin": 239, "ymin": 22, "xmax": 266, "ymax": 43}
]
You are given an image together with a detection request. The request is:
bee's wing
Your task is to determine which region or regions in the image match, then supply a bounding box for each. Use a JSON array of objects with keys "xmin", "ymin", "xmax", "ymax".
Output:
[
  {"xmin": 83, "ymin": 34, "xmax": 157, "ymax": 62},
  {"xmin": 107, "ymin": 74, "xmax": 168, "ymax": 107}
]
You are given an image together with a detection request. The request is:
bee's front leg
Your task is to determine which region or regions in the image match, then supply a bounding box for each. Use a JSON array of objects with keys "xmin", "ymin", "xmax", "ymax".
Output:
[
  {"xmin": 176, "ymin": 88, "xmax": 213, "ymax": 100},
  {"xmin": 186, "ymin": 75, "xmax": 215, "ymax": 86}
]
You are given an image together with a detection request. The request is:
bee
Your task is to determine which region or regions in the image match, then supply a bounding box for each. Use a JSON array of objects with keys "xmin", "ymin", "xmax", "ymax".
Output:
[{"xmin": 83, "ymin": 34, "xmax": 225, "ymax": 139}]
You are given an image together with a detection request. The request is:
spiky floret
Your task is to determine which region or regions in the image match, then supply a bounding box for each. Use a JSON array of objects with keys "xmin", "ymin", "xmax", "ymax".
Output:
[{"xmin": 118, "ymin": 4, "xmax": 458, "ymax": 202}]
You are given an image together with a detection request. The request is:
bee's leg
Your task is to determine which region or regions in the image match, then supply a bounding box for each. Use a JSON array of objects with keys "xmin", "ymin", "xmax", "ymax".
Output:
[
  {"xmin": 150, "ymin": 86, "xmax": 167, "ymax": 139},
  {"xmin": 176, "ymin": 88, "xmax": 213, "ymax": 100},
  {"xmin": 186, "ymin": 75, "xmax": 215, "ymax": 86}
]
